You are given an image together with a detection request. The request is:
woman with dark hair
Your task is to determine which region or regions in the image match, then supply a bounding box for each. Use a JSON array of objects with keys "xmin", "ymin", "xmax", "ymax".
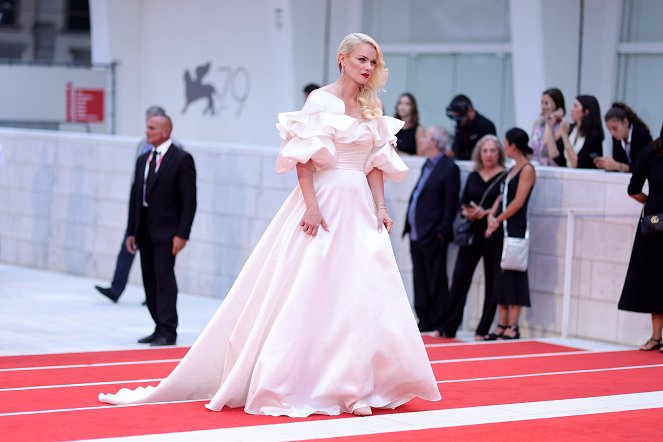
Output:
[
  {"xmin": 434, "ymin": 135, "xmax": 506, "ymax": 340},
  {"xmin": 559, "ymin": 95, "xmax": 604, "ymax": 169},
  {"xmin": 618, "ymin": 123, "xmax": 663, "ymax": 351},
  {"xmin": 393, "ymin": 92, "xmax": 425, "ymax": 155},
  {"xmin": 529, "ymin": 87, "xmax": 567, "ymax": 166},
  {"xmin": 596, "ymin": 102, "xmax": 653, "ymax": 172},
  {"xmin": 484, "ymin": 128, "xmax": 536, "ymax": 340}
]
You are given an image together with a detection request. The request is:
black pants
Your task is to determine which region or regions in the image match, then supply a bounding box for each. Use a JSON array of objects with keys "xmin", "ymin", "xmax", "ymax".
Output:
[
  {"xmin": 110, "ymin": 238, "xmax": 136, "ymax": 296},
  {"xmin": 410, "ymin": 238, "xmax": 449, "ymax": 331},
  {"xmin": 439, "ymin": 236, "xmax": 500, "ymax": 337},
  {"xmin": 138, "ymin": 232, "xmax": 178, "ymax": 341}
]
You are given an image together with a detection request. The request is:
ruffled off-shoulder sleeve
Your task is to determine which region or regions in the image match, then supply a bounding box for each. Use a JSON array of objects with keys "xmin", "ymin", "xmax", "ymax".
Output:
[
  {"xmin": 364, "ymin": 115, "xmax": 409, "ymax": 182},
  {"xmin": 275, "ymin": 93, "xmax": 354, "ymax": 174}
]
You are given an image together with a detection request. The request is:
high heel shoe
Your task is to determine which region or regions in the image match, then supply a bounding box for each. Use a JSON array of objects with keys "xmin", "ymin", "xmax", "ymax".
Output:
[
  {"xmin": 485, "ymin": 324, "xmax": 507, "ymax": 341},
  {"xmin": 352, "ymin": 406, "xmax": 372, "ymax": 416},
  {"xmin": 500, "ymin": 325, "xmax": 520, "ymax": 340},
  {"xmin": 639, "ymin": 337, "xmax": 662, "ymax": 351}
]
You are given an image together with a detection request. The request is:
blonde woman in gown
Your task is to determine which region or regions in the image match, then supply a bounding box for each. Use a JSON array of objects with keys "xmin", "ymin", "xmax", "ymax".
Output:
[{"xmin": 99, "ymin": 33, "xmax": 441, "ymax": 417}]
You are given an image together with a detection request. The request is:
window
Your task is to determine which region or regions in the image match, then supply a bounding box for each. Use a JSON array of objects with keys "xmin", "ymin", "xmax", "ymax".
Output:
[
  {"xmin": 0, "ymin": 0, "xmax": 17, "ymax": 26},
  {"xmin": 616, "ymin": 0, "xmax": 663, "ymax": 132},
  {"xmin": 361, "ymin": 0, "xmax": 514, "ymax": 134},
  {"xmin": 67, "ymin": 0, "xmax": 90, "ymax": 32}
]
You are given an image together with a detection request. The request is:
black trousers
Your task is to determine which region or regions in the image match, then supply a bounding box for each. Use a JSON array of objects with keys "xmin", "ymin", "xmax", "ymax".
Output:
[
  {"xmin": 439, "ymin": 236, "xmax": 500, "ymax": 337},
  {"xmin": 110, "ymin": 237, "xmax": 136, "ymax": 296},
  {"xmin": 138, "ymin": 226, "xmax": 178, "ymax": 341},
  {"xmin": 410, "ymin": 238, "xmax": 449, "ymax": 331}
]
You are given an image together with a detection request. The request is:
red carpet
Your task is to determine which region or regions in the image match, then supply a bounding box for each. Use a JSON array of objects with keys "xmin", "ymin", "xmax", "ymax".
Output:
[
  {"xmin": 310, "ymin": 408, "xmax": 663, "ymax": 441},
  {"xmin": 1, "ymin": 340, "xmax": 662, "ymax": 441}
]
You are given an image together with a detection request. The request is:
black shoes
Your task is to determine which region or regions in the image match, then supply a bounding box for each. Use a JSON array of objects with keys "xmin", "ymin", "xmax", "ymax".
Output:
[
  {"xmin": 95, "ymin": 285, "xmax": 119, "ymax": 303},
  {"xmin": 150, "ymin": 336, "xmax": 176, "ymax": 347},
  {"xmin": 137, "ymin": 333, "xmax": 157, "ymax": 344},
  {"xmin": 485, "ymin": 324, "xmax": 508, "ymax": 341},
  {"xmin": 138, "ymin": 333, "xmax": 176, "ymax": 346}
]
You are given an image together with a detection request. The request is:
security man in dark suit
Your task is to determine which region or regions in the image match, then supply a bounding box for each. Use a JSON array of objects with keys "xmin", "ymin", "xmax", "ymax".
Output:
[
  {"xmin": 446, "ymin": 94, "xmax": 497, "ymax": 161},
  {"xmin": 403, "ymin": 126, "xmax": 460, "ymax": 332},
  {"xmin": 126, "ymin": 115, "xmax": 197, "ymax": 346}
]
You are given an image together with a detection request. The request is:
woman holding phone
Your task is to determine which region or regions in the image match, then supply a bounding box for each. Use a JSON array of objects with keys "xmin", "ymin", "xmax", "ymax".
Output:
[
  {"xmin": 529, "ymin": 88, "xmax": 567, "ymax": 167},
  {"xmin": 559, "ymin": 95, "xmax": 604, "ymax": 169},
  {"xmin": 435, "ymin": 135, "xmax": 506, "ymax": 340}
]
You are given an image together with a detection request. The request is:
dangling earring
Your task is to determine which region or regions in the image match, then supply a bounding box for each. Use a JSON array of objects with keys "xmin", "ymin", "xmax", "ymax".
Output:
[{"xmin": 340, "ymin": 64, "xmax": 345, "ymax": 80}]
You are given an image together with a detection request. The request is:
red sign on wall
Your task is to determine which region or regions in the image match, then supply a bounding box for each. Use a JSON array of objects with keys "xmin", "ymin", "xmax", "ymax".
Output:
[{"xmin": 66, "ymin": 82, "xmax": 105, "ymax": 122}]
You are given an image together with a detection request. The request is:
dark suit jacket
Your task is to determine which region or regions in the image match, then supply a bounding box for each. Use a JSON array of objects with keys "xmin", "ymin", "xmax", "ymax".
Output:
[
  {"xmin": 569, "ymin": 124, "xmax": 603, "ymax": 169},
  {"xmin": 402, "ymin": 154, "xmax": 460, "ymax": 244},
  {"xmin": 611, "ymin": 123, "xmax": 653, "ymax": 170},
  {"xmin": 127, "ymin": 142, "xmax": 197, "ymax": 244}
]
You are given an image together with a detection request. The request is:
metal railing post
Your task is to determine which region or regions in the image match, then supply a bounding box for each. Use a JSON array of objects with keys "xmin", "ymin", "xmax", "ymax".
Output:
[{"xmin": 561, "ymin": 210, "xmax": 575, "ymax": 339}]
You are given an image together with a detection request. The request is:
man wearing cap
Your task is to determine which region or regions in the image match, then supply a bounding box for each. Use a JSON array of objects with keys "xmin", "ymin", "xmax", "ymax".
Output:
[{"xmin": 446, "ymin": 94, "xmax": 496, "ymax": 161}]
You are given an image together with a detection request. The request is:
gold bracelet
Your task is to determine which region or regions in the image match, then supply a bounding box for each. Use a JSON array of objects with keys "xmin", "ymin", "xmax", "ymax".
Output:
[{"xmin": 375, "ymin": 203, "xmax": 387, "ymax": 212}]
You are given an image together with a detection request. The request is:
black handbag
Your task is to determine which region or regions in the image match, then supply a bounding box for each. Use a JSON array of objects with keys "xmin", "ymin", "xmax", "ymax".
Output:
[
  {"xmin": 640, "ymin": 212, "xmax": 663, "ymax": 236},
  {"xmin": 453, "ymin": 171, "xmax": 506, "ymax": 247},
  {"xmin": 453, "ymin": 217, "xmax": 475, "ymax": 246}
]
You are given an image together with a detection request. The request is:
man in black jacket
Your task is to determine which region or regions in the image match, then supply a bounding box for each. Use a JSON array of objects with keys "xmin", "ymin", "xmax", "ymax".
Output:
[
  {"xmin": 403, "ymin": 126, "xmax": 460, "ymax": 332},
  {"xmin": 446, "ymin": 94, "xmax": 496, "ymax": 160},
  {"xmin": 126, "ymin": 115, "xmax": 197, "ymax": 346}
]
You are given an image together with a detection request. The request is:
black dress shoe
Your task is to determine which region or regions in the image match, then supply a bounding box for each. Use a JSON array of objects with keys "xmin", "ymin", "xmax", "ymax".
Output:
[
  {"xmin": 137, "ymin": 333, "xmax": 157, "ymax": 344},
  {"xmin": 417, "ymin": 323, "xmax": 434, "ymax": 332},
  {"xmin": 150, "ymin": 336, "xmax": 176, "ymax": 347},
  {"xmin": 95, "ymin": 285, "xmax": 119, "ymax": 303}
]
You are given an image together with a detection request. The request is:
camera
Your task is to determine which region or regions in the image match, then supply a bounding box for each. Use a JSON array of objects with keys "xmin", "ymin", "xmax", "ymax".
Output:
[{"xmin": 446, "ymin": 95, "xmax": 471, "ymax": 121}]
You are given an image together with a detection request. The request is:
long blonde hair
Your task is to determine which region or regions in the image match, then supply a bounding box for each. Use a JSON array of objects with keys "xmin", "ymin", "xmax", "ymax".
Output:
[{"xmin": 337, "ymin": 33, "xmax": 387, "ymax": 120}]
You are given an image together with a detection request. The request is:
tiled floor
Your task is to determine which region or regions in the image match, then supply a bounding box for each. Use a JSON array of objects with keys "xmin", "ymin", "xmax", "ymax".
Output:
[
  {"xmin": 0, "ymin": 263, "xmax": 220, "ymax": 356},
  {"xmin": 0, "ymin": 262, "xmax": 626, "ymax": 357}
]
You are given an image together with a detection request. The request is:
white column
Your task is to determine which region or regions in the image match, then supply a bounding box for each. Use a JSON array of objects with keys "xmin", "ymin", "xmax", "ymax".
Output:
[
  {"xmin": 580, "ymin": 0, "xmax": 622, "ymax": 157},
  {"xmin": 270, "ymin": 0, "xmax": 297, "ymax": 112},
  {"xmin": 509, "ymin": 0, "xmax": 546, "ymax": 129}
]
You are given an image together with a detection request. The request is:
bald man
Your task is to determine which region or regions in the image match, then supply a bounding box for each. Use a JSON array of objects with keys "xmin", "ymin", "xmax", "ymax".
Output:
[{"xmin": 125, "ymin": 115, "xmax": 197, "ymax": 346}]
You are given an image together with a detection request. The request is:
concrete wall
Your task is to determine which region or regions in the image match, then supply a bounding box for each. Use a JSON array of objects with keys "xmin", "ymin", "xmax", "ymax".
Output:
[{"xmin": 0, "ymin": 128, "xmax": 649, "ymax": 346}]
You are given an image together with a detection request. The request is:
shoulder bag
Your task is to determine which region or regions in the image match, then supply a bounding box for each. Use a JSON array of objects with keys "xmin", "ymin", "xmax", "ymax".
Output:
[
  {"xmin": 640, "ymin": 209, "xmax": 663, "ymax": 236},
  {"xmin": 500, "ymin": 171, "xmax": 530, "ymax": 271},
  {"xmin": 453, "ymin": 171, "xmax": 506, "ymax": 247}
]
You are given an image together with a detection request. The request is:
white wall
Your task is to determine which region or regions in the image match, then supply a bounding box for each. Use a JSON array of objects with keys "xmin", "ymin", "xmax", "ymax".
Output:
[
  {"xmin": 0, "ymin": 128, "xmax": 649, "ymax": 346},
  {"xmin": 90, "ymin": 0, "xmax": 297, "ymax": 144}
]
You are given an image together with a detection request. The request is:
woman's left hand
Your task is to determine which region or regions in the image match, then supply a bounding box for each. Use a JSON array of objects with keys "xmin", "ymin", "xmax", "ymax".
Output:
[
  {"xmin": 485, "ymin": 215, "xmax": 499, "ymax": 238},
  {"xmin": 377, "ymin": 208, "xmax": 393, "ymax": 234}
]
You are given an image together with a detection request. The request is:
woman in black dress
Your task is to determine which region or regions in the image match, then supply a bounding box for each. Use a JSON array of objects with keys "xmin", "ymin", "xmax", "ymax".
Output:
[
  {"xmin": 485, "ymin": 128, "xmax": 536, "ymax": 339},
  {"xmin": 393, "ymin": 92, "xmax": 425, "ymax": 155},
  {"xmin": 434, "ymin": 135, "xmax": 506, "ymax": 340},
  {"xmin": 618, "ymin": 124, "xmax": 663, "ymax": 351},
  {"xmin": 559, "ymin": 95, "xmax": 604, "ymax": 169}
]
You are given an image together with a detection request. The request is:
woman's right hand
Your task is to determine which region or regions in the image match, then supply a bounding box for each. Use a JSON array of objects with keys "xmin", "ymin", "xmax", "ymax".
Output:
[
  {"xmin": 300, "ymin": 205, "xmax": 329, "ymax": 236},
  {"xmin": 464, "ymin": 202, "xmax": 485, "ymax": 221}
]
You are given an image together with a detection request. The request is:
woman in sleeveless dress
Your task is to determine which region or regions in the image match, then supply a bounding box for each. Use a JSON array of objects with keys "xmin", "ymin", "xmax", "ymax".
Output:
[
  {"xmin": 98, "ymin": 33, "xmax": 441, "ymax": 417},
  {"xmin": 485, "ymin": 128, "xmax": 536, "ymax": 340},
  {"xmin": 393, "ymin": 92, "xmax": 425, "ymax": 155}
]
